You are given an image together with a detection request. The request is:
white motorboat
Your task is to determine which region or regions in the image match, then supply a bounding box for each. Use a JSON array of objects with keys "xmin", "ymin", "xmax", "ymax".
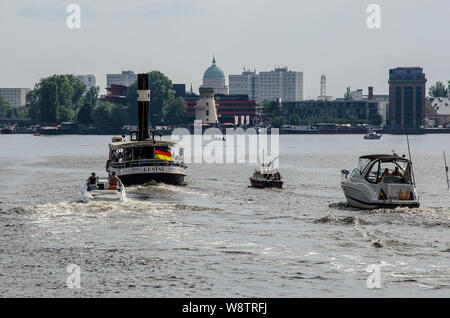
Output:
[
  {"xmin": 363, "ymin": 131, "xmax": 382, "ymax": 140},
  {"xmin": 341, "ymin": 154, "xmax": 419, "ymax": 209},
  {"xmin": 81, "ymin": 177, "xmax": 127, "ymax": 203}
]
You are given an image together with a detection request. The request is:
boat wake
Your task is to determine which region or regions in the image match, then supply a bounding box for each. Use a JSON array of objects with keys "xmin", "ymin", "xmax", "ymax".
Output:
[{"xmin": 3, "ymin": 199, "xmax": 223, "ymax": 216}]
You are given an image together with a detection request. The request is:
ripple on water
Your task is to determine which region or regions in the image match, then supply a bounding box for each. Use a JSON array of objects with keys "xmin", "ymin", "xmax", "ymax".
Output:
[{"xmin": 313, "ymin": 215, "xmax": 370, "ymax": 225}]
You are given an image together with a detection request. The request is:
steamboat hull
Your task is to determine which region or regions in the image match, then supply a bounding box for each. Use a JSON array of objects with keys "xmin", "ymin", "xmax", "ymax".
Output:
[{"xmin": 108, "ymin": 165, "xmax": 186, "ymax": 186}]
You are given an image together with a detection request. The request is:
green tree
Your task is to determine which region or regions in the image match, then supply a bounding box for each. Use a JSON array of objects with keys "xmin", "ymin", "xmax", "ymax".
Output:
[
  {"xmin": 149, "ymin": 71, "xmax": 175, "ymax": 125},
  {"xmin": 162, "ymin": 97, "xmax": 187, "ymax": 126},
  {"xmin": 83, "ymin": 86, "xmax": 100, "ymax": 106},
  {"xmin": 271, "ymin": 116, "xmax": 285, "ymax": 128},
  {"xmin": 125, "ymin": 72, "xmax": 175, "ymax": 126},
  {"xmin": 429, "ymin": 81, "xmax": 449, "ymax": 97},
  {"xmin": 26, "ymin": 90, "xmax": 40, "ymax": 123},
  {"xmin": 77, "ymin": 102, "xmax": 93, "ymax": 126},
  {"xmin": 92, "ymin": 102, "xmax": 113, "ymax": 130},
  {"xmin": 26, "ymin": 74, "xmax": 87, "ymax": 124},
  {"xmin": 262, "ymin": 100, "xmax": 282, "ymax": 118},
  {"xmin": 318, "ymin": 114, "xmax": 334, "ymax": 123},
  {"xmin": 290, "ymin": 114, "xmax": 301, "ymax": 125},
  {"xmin": 305, "ymin": 116, "xmax": 315, "ymax": 126},
  {"xmin": 77, "ymin": 86, "xmax": 100, "ymax": 126},
  {"xmin": 126, "ymin": 81, "xmax": 138, "ymax": 125},
  {"xmin": 110, "ymin": 104, "xmax": 127, "ymax": 130},
  {"xmin": 0, "ymin": 96, "xmax": 13, "ymax": 117}
]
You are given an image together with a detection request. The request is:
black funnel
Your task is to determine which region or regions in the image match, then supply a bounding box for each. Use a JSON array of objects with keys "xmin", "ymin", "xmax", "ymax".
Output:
[{"xmin": 137, "ymin": 73, "xmax": 150, "ymax": 141}]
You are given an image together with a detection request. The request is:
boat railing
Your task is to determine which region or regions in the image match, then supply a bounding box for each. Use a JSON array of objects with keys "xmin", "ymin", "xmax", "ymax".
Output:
[{"xmin": 109, "ymin": 159, "xmax": 186, "ymax": 169}]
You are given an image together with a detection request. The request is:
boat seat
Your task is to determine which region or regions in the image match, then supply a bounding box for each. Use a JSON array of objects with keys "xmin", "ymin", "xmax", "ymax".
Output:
[{"xmin": 381, "ymin": 176, "xmax": 404, "ymax": 184}]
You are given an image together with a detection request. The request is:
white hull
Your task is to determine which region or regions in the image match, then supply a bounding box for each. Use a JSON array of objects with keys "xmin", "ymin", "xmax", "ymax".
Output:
[
  {"xmin": 341, "ymin": 183, "xmax": 419, "ymax": 210},
  {"xmin": 81, "ymin": 182, "xmax": 127, "ymax": 203}
]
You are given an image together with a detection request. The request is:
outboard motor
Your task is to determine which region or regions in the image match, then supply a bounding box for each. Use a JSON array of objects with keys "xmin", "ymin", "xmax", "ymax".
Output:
[{"xmin": 341, "ymin": 169, "xmax": 350, "ymax": 179}]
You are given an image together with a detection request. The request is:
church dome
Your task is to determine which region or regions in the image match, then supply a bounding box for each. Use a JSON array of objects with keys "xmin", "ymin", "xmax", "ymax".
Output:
[{"xmin": 203, "ymin": 57, "xmax": 225, "ymax": 80}]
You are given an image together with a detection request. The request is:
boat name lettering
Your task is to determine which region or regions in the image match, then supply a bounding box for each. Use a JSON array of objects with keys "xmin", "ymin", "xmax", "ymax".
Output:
[{"xmin": 144, "ymin": 167, "xmax": 166, "ymax": 172}]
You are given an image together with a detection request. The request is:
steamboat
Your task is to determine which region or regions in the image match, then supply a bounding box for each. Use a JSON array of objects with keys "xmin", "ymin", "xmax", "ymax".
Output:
[{"xmin": 105, "ymin": 74, "xmax": 187, "ymax": 186}]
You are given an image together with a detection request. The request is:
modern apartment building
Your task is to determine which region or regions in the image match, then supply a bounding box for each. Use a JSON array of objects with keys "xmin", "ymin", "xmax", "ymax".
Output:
[
  {"xmin": 229, "ymin": 67, "xmax": 303, "ymax": 103},
  {"xmin": 229, "ymin": 69, "xmax": 256, "ymax": 101},
  {"xmin": 0, "ymin": 88, "xmax": 31, "ymax": 107},
  {"xmin": 106, "ymin": 71, "xmax": 137, "ymax": 88},
  {"xmin": 75, "ymin": 74, "xmax": 96, "ymax": 89}
]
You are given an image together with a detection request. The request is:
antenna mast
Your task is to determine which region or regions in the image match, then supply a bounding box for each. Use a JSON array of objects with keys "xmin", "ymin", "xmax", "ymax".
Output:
[
  {"xmin": 444, "ymin": 151, "xmax": 449, "ymax": 189},
  {"xmin": 405, "ymin": 127, "xmax": 415, "ymax": 186}
]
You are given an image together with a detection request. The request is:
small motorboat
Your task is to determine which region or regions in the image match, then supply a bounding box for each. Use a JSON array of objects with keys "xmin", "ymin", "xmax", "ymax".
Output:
[
  {"xmin": 81, "ymin": 177, "xmax": 127, "ymax": 203},
  {"xmin": 249, "ymin": 157, "xmax": 283, "ymax": 189},
  {"xmin": 341, "ymin": 154, "xmax": 419, "ymax": 209},
  {"xmin": 364, "ymin": 131, "xmax": 382, "ymax": 140}
]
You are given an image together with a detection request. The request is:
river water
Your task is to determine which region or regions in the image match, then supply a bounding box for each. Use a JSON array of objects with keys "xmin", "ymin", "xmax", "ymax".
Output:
[{"xmin": 0, "ymin": 134, "xmax": 448, "ymax": 297}]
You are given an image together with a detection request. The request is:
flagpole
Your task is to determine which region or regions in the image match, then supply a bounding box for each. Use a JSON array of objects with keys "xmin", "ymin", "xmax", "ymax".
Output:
[{"xmin": 444, "ymin": 151, "xmax": 449, "ymax": 189}]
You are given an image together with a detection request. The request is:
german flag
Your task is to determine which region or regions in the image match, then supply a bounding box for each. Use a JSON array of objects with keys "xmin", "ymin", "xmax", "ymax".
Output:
[{"xmin": 155, "ymin": 149, "xmax": 173, "ymax": 161}]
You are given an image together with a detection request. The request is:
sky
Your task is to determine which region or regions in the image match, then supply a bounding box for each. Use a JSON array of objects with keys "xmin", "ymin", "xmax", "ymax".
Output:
[{"xmin": 0, "ymin": 0, "xmax": 449, "ymax": 98}]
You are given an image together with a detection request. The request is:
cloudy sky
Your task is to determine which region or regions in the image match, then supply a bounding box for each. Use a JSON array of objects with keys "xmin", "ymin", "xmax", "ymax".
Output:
[{"xmin": 0, "ymin": 0, "xmax": 448, "ymax": 98}]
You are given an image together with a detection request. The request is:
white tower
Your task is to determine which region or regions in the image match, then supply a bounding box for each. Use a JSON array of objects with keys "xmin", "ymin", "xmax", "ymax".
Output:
[
  {"xmin": 318, "ymin": 74, "xmax": 333, "ymax": 101},
  {"xmin": 320, "ymin": 75, "xmax": 326, "ymax": 97},
  {"xmin": 196, "ymin": 87, "xmax": 218, "ymax": 125}
]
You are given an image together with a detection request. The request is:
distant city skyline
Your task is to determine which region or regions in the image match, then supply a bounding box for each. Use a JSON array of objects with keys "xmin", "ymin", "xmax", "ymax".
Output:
[{"xmin": 0, "ymin": 0, "xmax": 449, "ymax": 98}]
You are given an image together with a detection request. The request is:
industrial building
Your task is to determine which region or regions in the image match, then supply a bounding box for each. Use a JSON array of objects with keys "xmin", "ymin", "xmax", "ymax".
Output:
[{"xmin": 388, "ymin": 67, "xmax": 427, "ymax": 129}]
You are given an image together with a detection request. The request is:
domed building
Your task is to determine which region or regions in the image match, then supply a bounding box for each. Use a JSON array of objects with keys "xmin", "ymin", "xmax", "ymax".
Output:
[{"xmin": 201, "ymin": 56, "xmax": 229, "ymax": 95}]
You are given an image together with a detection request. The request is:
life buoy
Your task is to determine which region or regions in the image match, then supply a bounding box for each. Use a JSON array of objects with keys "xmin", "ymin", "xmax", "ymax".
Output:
[{"xmin": 398, "ymin": 190, "xmax": 411, "ymax": 200}]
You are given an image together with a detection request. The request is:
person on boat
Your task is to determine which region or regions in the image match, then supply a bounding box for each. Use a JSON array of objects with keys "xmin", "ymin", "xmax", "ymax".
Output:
[
  {"xmin": 87, "ymin": 172, "xmax": 97, "ymax": 191},
  {"xmin": 108, "ymin": 172, "xmax": 121, "ymax": 190},
  {"xmin": 112, "ymin": 151, "xmax": 119, "ymax": 162},
  {"xmin": 123, "ymin": 150, "xmax": 130, "ymax": 162},
  {"xmin": 381, "ymin": 168, "xmax": 390, "ymax": 178},
  {"xmin": 274, "ymin": 171, "xmax": 281, "ymax": 181},
  {"xmin": 391, "ymin": 167, "xmax": 403, "ymax": 178}
]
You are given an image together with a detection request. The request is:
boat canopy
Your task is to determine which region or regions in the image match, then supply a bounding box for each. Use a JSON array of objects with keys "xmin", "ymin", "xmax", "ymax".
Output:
[
  {"xmin": 359, "ymin": 154, "xmax": 410, "ymax": 161},
  {"xmin": 109, "ymin": 140, "xmax": 178, "ymax": 150}
]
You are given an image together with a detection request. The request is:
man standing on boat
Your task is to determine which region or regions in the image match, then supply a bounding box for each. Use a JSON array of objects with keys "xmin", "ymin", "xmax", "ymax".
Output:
[{"xmin": 108, "ymin": 172, "xmax": 121, "ymax": 190}]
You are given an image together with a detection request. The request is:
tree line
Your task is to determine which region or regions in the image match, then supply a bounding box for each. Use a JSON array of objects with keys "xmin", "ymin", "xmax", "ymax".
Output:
[
  {"xmin": 0, "ymin": 96, "xmax": 24, "ymax": 118},
  {"xmin": 25, "ymin": 71, "xmax": 188, "ymax": 130}
]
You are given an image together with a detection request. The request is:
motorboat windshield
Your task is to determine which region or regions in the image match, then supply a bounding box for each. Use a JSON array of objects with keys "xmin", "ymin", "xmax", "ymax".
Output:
[{"xmin": 361, "ymin": 156, "xmax": 413, "ymax": 184}]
